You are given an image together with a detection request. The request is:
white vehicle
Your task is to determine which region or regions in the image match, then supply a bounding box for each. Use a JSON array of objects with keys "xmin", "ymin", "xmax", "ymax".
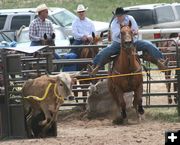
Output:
[
  {"xmin": 0, "ymin": 7, "xmax": 109, "ymax": 40},
  {"xmin": 124, "ymin": 3, "xmax": 180, "ymax": 39},
  {"xmin": 15, "ymin": 25, "xmax": 70, "ymax": 54}
]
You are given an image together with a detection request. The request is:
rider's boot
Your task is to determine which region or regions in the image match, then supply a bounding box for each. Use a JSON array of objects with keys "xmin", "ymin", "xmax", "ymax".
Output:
[
  {"xmin": 142, "ymin": 53, "xmax": 169, "ymax": 71},
  {"xmin": 156, "ymin": 58, "xmax": 169, "ymax": 70},
  {"xmin": 87, "ymin": 64, "xmax": 100, "ymax": 76},
  {"xmin": 91, "ymin": 65, "xmax": 100, "ymax": 75}
]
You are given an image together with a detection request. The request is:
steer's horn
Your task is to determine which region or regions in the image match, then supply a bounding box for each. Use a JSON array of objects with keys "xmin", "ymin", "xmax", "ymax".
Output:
[{"xmin": 70, "ymin": 69, "xmax": 84, "ymax": 78}]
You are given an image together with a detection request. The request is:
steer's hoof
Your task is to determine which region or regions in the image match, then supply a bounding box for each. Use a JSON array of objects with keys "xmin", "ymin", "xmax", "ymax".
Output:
[{"xmin": 39, "ymin": 120, "xmax": 47, "ymax": 126}]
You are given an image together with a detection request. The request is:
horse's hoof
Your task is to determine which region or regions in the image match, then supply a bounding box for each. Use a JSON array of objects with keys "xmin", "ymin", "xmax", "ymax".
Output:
[
  {"xmin": 168, "ymin": 98, "xmax": 172, "ymax": 104},
  {"xmin": 138, "ymin": 106, "xmax": 144, "ymax": 115},
  {"xmin": 174, "ymin": 98, "xmax": 177, "ymax": 104},
  {"xmin": 112, "ymin": 117, "xmax": 128, "ymax": 125}
]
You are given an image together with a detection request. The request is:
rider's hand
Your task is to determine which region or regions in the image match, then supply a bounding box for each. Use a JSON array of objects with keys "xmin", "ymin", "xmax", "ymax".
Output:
[
  {"xmin": 82, "ymin": 35, "xmax": 88, "ymax": 42},
  {"xmin": 132, "ymin": 29, "xmax": 138, "ymax": 35},
  {"xmin": 87, "ymin": 36, "xmax": 93, "ymax": 43}
]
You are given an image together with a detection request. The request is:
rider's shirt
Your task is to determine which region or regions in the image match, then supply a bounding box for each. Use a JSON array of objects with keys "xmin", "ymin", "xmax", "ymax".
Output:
[{"xmin": 111, "ymin": 15, "xmax": 138, "ymax": 43}]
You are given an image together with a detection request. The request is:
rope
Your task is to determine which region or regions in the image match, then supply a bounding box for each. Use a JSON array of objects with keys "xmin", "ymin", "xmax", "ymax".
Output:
[
  {"xmin": 78, "ymin": 67, "xmax": 180, "ymax": 82},
  {"xmin": 24, "ymin": 83, "xmax": 64, "ymax": 102},
  {"xmin": 54, "ymin": 83, "xmax": 64, "ymax": 103}
]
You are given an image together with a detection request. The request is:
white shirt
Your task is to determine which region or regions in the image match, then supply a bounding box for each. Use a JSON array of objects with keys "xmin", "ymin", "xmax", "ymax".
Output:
[
  {"xmin": 111, "ymin": 15, "xmax": 138, "ymax": 43},
  {"xmin": 72, "ymin": 17, "xmax": 96, "ymax": 40}
]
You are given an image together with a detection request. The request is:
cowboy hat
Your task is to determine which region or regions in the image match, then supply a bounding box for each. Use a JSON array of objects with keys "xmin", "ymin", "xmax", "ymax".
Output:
[
  {"xmin": 75, "ymin": 4, "xmax": 88, "ymax": 12},
  {"xmin": 36, "ymin": 4, "xmax": 48, "ymax": 13},
  {"xmin": 115, "ymin": 7, "xmax": 128, "ymax": 16}
]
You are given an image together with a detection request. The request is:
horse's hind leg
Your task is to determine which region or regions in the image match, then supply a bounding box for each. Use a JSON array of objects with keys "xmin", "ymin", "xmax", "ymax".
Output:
[
  {"xmin": 173, "ymin": 77, "xmax": 177, "ymax": 104},
  {"xmin": 165, "ymin": 71, "xmax": 172, "ymax": 104}
]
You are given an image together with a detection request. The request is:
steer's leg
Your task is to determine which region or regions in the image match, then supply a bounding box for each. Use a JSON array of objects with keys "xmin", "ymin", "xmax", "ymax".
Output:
[
  {"xmin": 42, "ymin": 102, "xmax": 61, "ymax": 134},
  {"xmin": 39, "ymin": 105, "xmax": 51, "ymax": 126},
  {"xmin": 26, "ymin": 108, "xmax": 35, "ymax": 138}
]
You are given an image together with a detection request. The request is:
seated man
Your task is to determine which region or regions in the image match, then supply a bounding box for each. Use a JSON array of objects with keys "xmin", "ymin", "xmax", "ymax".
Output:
[
  {"xmin": 29, "ymin": 4, "xmax": 54, "ymax": 46},
  {"xmin": 70, "ymin": 4, "xmax": 96, "ymax": 57},
  {"xmin": 89, "ymin": 7, "xmax": 168, "ymax": 75}
]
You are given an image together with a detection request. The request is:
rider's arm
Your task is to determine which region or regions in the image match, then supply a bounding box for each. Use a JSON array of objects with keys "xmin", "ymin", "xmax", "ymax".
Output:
[
  {"xmin": 128, "ymin": 15, "xmax": 139, "ymax": 35},
  {"xmin": 111, "ymin": 18, "xmax": 121, "ymax": 40}
]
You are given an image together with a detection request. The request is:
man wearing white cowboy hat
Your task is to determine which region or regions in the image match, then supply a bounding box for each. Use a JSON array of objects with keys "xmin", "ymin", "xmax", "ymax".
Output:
[
  {"xmin": 29, "ymin": 3, "xmax": 54, "ymax": 46},
  {"xmin": 69, "ymin": 4, "xmax": 95, "ymax": 58},
  {"xmin": 75, "ymin": 4, "xmax": 88, "ymax": 12},
  {"xmin": 89, "ymin": 7, "xmax": 168, "ymax": 75}
]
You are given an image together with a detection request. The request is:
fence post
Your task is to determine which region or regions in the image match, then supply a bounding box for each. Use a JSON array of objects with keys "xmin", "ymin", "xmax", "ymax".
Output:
[
  {"xmin": 0, "ymin": 51, "xmax": 27, "ymax": 139},
  {"xmin": 177, "ymin": 45, "xmax": 180, "ymax": 117},
  {"xmin": 0, "ymin": 50, "xmax": 10, "ymax": 139}
]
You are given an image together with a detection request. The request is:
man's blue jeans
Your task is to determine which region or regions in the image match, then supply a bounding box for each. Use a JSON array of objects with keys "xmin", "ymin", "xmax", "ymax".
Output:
[
  {"xmin": 134, "ymin": 40, "xmax": 163, "ymax": 59},
  {"xmin": 30, "ymin": 41, "xmax": 41, "ymax": 46},
  {"xmin": 93, "ymin": 40, "xmax": 164, "ymax": 67},
  {"xmin": 69, "ymin": 39, "xmax": 83, "ymax": 57}
]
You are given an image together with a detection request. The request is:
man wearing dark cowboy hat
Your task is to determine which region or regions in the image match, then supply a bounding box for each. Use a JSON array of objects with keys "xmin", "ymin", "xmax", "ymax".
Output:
[{"xmin": 88, "ymin": 7, "xmax": 168, "ymax": 75}]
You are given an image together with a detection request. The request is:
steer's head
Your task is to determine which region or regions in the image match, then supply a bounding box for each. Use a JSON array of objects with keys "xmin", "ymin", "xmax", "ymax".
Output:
[{"xmin": 49, "ymin": 72, "xmax": 79, "ymax": 100}]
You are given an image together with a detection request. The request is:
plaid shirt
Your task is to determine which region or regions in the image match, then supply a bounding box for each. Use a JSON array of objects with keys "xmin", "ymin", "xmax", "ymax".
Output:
[{"xmin": 29, "ymin": 17, "xmax": 54, "ymax": 41}]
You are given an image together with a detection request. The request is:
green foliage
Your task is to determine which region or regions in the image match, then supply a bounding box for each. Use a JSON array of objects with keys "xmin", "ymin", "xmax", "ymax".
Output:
[
  {"xmin": 1, "ymin": 0, "xmax": 180, "ymax": 21},
  {"xmin": 145, "ymin": 108, "xmax": 180, "ymax": 122}
]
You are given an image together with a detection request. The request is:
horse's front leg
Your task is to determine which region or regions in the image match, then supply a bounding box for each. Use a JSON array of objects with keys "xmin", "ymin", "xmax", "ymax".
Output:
[
  {"xmin": 134, "ymin": 84, "xmax": 144, "ymax": 123},
  {"xmin": 113, "ymin": 92, "xmax": 128, "ymax": 125}
]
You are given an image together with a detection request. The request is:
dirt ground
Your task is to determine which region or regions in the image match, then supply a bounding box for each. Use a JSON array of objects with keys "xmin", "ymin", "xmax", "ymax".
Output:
[
  {"xmin": 1, "ymin": 72, "xmax": 180, "ymax": 145},
  {"xmin": 0, "ymin": 111, "xmax": 180, "ymax": 145}
]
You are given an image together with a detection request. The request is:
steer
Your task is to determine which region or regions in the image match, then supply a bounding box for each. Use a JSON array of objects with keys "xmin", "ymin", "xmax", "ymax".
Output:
[{"xmin": 22, "ymin": 72, "xmax": 77, "ymax": 137}]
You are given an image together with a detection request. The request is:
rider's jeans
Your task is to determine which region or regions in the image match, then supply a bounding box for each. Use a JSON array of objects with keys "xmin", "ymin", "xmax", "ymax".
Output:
[{"xmin": 93, "ymin": 40, "xmax": 163, "ymax": 67}]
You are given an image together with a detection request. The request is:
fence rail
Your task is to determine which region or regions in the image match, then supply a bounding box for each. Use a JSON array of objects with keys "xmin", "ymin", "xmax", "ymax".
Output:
[{"xmin": 0, "ymin": 38, "xmax": 180, "ymax": 139}]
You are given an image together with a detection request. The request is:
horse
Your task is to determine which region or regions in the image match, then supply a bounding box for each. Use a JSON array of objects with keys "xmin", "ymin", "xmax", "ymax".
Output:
[
  {"xmin": 80, "ymin": 32, "xmax": 103, "ymax": 58},
  {"xmin": 41, "ymin": 33, "xmax": 55, "ymax": 46},
  {"xmin": 160, "ymin": 38, "xmax": 178, "ymax": 104},
  {"xmin": 74, "ymin": 32, "xmax": 103, "ymax": 97},
  {"xmin": 108, "ymin": 21, "xmax": 144, "ymax": 125}
]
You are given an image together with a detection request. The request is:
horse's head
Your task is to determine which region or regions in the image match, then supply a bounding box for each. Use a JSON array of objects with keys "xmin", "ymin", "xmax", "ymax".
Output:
[
  {"xmin": 120, "ymin": 21, "xmax": 134, "ymax": 49},
  {"xmin": 80, "ymin": 32, "xmax": 103, "ymax": 58},
  {"xmin": 41, "ymin": 33, "xmax": 55, "ymax": 46},
  {"xmin": 92, "ymin": 32, "xmax": 103, "ymax": 45}
]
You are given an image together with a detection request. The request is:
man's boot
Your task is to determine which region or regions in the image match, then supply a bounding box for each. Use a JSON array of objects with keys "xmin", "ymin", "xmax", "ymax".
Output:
[
  {"xmin": 156, "ymin": 58, "xmax": 169, "ymax": 70},
  {"xmin": 87, "ymin": 64, "xmax": 100, "ymax": 76},
  {"xmin": 142, "ymin": 53, "xmax": 169, "ymax": 71},
  {"xmin": 91, "ymin": 65, "xmax": 100, "ymax": 75}
]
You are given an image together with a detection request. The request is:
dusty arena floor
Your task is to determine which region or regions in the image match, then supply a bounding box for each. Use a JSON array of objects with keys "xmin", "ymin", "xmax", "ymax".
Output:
[
  {"xmin": 1, "ymin": 72, "xmax": 180, "ymax": 145},
  {"xmin": 1, "ymin": 109, "xmax": 180, "ymax": 145}
]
